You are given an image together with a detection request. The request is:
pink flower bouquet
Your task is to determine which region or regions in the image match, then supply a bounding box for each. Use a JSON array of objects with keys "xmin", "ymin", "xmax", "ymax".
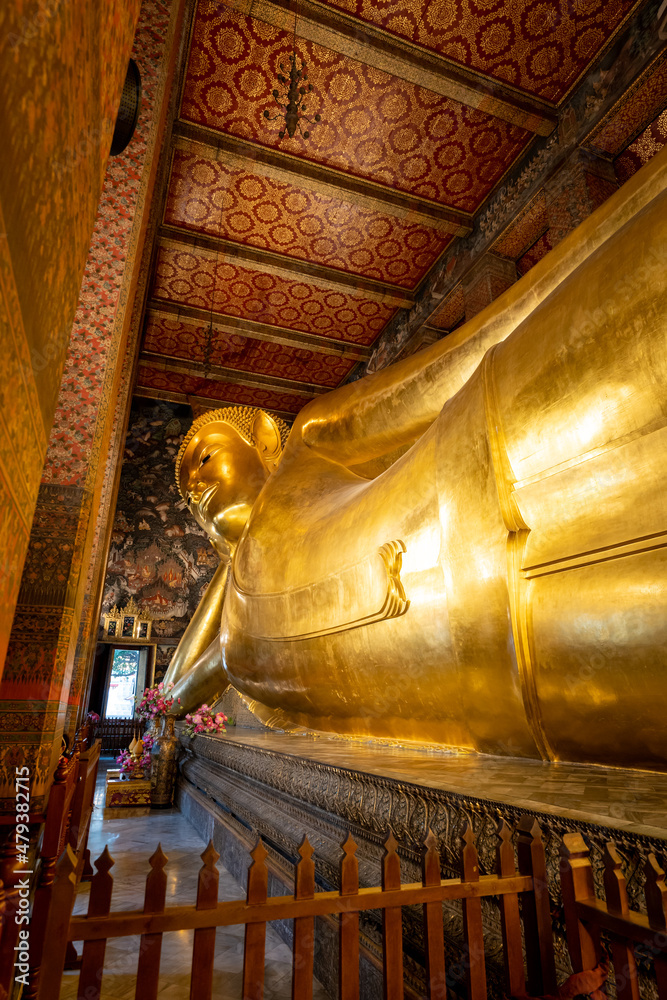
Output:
[
  {"xmin": 136, "ymin": 681, "xmax": 179, "ymax": 721},
  {"xmin": 183, "ymin": 704, "xmax": 227, "ymax": 739}
]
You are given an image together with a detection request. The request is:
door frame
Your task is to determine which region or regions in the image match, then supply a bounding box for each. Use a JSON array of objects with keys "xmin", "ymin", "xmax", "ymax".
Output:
[{"xmin": 99, "ymin": 640, "xmax": 157, "ymax": 719}]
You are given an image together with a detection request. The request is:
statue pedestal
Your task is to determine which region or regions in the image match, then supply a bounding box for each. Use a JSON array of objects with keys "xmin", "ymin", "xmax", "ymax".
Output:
[
  {"xmin": 104, "ymin": 774, "xmax": 151, "ymax": 819},
  {"xmin": 176, "ymin": 729, "xmax": 667, "ymax": 1000}
]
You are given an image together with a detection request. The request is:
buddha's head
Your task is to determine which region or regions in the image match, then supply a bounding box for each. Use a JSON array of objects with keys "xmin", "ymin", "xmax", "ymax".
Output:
[{"xmin": 176, "ymin": 406, "xmax": 289, "ymax": 553}]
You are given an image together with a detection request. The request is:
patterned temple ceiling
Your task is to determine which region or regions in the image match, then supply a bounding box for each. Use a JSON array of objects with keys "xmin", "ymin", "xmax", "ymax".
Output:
[
  {"xmin": 179, "ymin": 10, "xmax": 532, "ymax": 205},
  {"xmin": 143, "ymin": 314, "xmax": 358, "ymax": 385},
  {"xmin": 307, "ymin": 0, "xmax": 637, "ymax": 102},
  {"xmin": 164, "ymin": 148, "xmax": 452, "ymax": 285},
  {"xmin": 152, "ymin": 244, "xmax": 397, "ymax": 344},
  {"xmin": 135, "ymin": 0, "xmax": 649, "ymax": 419}
]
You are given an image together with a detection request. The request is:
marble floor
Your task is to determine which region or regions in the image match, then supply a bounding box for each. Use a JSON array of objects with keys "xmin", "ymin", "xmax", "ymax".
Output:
[
  {"xmin": 205, "ymin": 729, "xmax": 667, "ymax": 839},
  {"xmin": 59, "ymin": 762, "xmax": 331, "ymax": 1000}
]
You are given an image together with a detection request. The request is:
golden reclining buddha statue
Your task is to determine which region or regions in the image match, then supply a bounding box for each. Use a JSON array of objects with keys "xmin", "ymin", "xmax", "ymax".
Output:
[{"xmin": 165, "ymin": 146, "xmax": 667, "ymax": 771}]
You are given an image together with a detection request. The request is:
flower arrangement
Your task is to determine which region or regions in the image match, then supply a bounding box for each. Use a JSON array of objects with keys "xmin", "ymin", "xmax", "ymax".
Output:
[
  {"xmin": 116, "ymin": 732, "xmax": 154, "ymax": 777},
  {"xmin": 86, "ymin": 711, "xmax": 100, "ymax": 724},
  {"xmin": 136, "ymin": 682, "xmax": 179, "ymax": 721},
  {"xmin": 183, "ymin": 704, "xmax": 227, "ymax": 738}
]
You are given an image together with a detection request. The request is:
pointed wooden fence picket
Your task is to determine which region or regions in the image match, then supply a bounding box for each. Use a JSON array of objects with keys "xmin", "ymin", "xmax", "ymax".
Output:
[
  {"xmin": 36, "ymin": 816, "xmax": 549, "ymax": 1000},
  {"xmin": 0, "ymin": 726, "xmax": 99, "ymax": 1000},
  {"xmin": 561, "ymin": 832, "xmax": 667, "ymax": 1000},
  {"xmin": 35, "ymin": 816, "xmax": 667, "ymax": 1000}
]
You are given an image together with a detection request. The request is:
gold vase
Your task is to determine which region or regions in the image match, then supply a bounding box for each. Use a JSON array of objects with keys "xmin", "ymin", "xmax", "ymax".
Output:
[
  {"xmin": 143, "ymin": 717, "xmax": 158, "ymax": 740},
  {"xmin": 150, "ymin": 715, "xmax": 179, "ymax": 808}
]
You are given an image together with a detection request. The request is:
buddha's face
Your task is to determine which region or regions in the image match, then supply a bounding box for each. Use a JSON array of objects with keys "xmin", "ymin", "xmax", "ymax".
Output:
[{"xmin": 179, "ymin": 422, "xmax": 268, "ymax": 550}]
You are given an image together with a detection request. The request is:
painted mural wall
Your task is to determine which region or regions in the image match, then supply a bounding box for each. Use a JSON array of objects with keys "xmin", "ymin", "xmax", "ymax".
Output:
[{"xmin": 101, "ymin": 399, "xmax": 220, "ymax": 664}]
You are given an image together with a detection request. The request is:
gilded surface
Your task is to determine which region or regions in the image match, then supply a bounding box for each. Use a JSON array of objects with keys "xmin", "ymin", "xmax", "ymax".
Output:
[{"xmin": 166, "ymin": 148, "xmax": 667, "ymax": 770}]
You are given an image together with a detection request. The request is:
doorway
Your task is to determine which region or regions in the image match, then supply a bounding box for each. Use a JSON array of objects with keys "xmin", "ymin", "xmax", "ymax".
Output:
[
  {"xmin": 86, "ymin": 642, "xmax": 156, "ymax": 755},
  {"xmin": 103, "ymin": 647, "xmax": 149, "ymax": 718}
]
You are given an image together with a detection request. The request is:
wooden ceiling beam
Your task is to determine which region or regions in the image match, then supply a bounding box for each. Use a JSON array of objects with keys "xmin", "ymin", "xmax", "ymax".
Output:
[
  {"xmin": 172, "ymin": 125, "xmax": 471, "ymax": 236},
  {"xmin": 158, "ymin": 226, "xmax": 414, "ymax": 308},
  {"xmin": 139, "ymin": 351, "xmax": 329, "ymax": 396},
  {"xmin": 232, "ymin": 0, "xmax": 557, "ymax": 134},
  {"xmin": 133, "ymin": 385, "xmax": 300, "ymax": 422},
  {"xmin": 147, "ymin": 301, "xmax": 374, "ymax": 361}
]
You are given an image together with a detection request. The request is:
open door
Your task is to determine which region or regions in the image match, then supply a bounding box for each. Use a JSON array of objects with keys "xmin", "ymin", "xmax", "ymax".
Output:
[{"xmin": 102, "ymin": 646, "xmax": 152, "ymax": 719}]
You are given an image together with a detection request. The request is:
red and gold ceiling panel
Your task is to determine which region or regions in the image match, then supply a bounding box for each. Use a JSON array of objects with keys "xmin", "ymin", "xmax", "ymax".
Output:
[
  {"xmin": 317, "ymin": 0, "xmax": 638, "ymax": 103},
  {"xmin": 180, "ymin": 7, "xmax": 530, "ymax": 209},
  {"xmin": 614, "ymin": 108, "xmax": 667, "ymax": 184},
  {"xmin": 585, "ymin": 51, "xmax": 667, "ymax": 157},
  {"xmin": 152, "ymin": 244, "xmax": 395, "ymax": 346},
  {"xmin": 516, "ymin": 229, "xmax": 556, "ymax": 276},
  {"xmin": 136, "ymin": 363, "xmax": 310, "ymax": 414},
  {"xmin": 144, "ymin": 315, "xmax": 356, "ymax": 387},
  {"xmin": 165, "ymin": 149, "xmax": 451, "ymax": 288}
]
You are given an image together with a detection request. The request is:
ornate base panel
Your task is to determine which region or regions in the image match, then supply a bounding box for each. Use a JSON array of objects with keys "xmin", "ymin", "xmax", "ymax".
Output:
[
  {"xmin": 176, "ymin": 772, "xmax": 426, "ymax": 1000},
  {"xmin": 177, "ymin": 733, "xmax": 666, "ymax": 1000},
  {"xmin": 105, "ymin": 777, "xmax": 151, "ymax": 808}
]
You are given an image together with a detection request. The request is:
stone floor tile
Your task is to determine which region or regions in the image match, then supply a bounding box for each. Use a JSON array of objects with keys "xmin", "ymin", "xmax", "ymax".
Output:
[{"xmin": 61, "ymin": 761, "xmax": 330, "ymax": 999}]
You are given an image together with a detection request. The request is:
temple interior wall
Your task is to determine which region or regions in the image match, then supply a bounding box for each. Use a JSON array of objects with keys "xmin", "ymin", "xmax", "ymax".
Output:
[{"xmin": 1, "ymin": 0, "xmax": 667, "ymax": 947}]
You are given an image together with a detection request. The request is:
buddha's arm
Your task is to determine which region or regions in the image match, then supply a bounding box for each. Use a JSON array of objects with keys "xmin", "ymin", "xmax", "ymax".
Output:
[
  {"xmin": 290, "ymin": 146, "xmax": 667, "ymax": 470},
  {"xmin": 169, "ymin": 634, "xmax": 226, "ymax": 716},
  {"xmin": 163, "ymin": 558, "xmax": 228, "ymax": 687}
]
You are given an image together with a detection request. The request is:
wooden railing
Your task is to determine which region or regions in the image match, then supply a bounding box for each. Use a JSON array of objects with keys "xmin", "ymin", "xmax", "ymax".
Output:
[
  {"xmin": 34, "ymin": 817, "xmax": 667, "ymax": 1000},
  {"xmin": 39, "ymin": 816, "xmax": 558, "ymax": 1000},
  {"xmin": 561, "ymin": 832, "xmax": 667, "ymax": 1000},
  {"xmin": 0, "ymin": 726, "xmax": 101, "ymax": 1000},
  {"xmin": 96, "ymin": 717, "xmax": 141, "ymax": 756},
  {"xmin": 24, "ymin": 734, "xmax": 100, "ymax": 999},
  {"xmin": 67, "ymin": 736, "xmax": 100, "ymax": 884}
]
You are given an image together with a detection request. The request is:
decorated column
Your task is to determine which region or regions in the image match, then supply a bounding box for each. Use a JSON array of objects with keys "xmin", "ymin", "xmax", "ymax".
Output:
[{"xmin": 0, "ymin": 0, "xmax": 187, "ymax": 814}]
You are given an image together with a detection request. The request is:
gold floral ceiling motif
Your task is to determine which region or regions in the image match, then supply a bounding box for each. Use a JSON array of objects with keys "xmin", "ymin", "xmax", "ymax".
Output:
[
  {"xmin": 143, "ymin": 315, "xmax": 357, "ymax": 387},
  {"xmin": 317, "ymin": 0, "xmax": 637, "ymax": 102},
  {"xmin": 152, "ymin": 244, "xmax": 397, "ymax": 344},
  {"xmin": 135, "ymin": 0, "xmax": 647, "ymax": 415},
  {"xmin": 180, "ymin": 8, "xmax": 531, "ymax": 208},
  {"xmin": 165, "ymin": 149, "xmax": 451, "ymax": 287}
]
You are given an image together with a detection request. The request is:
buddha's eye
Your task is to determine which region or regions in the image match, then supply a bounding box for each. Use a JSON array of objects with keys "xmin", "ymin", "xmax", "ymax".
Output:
[{"xmin": 200, "ymin": 454, "xmax": 211, "ymax": 467}]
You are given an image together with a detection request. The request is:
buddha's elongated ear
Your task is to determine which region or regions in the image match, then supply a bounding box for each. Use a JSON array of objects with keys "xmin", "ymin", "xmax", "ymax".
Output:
[{"xmin": 252, "ymin": 409, "xmax": 284, "ymax": 472}]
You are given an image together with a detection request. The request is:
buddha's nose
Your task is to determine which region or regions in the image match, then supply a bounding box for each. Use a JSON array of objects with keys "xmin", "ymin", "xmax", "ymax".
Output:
[{"xmin": 187, "ymin": 480, "xmax": 207, "ymax": 505}]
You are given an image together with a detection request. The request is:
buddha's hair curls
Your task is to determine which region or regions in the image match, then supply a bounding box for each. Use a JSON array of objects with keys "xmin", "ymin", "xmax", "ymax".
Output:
[{"xmin": 175, "ymin": 406, "xmax": 290, "ymax": 499}]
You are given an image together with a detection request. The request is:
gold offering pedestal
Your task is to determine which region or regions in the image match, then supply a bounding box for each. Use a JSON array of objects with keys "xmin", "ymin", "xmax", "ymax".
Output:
[{"xmin": 104, "ymin": 736, "xmax": 151, "ymax": 818}]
